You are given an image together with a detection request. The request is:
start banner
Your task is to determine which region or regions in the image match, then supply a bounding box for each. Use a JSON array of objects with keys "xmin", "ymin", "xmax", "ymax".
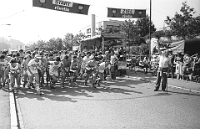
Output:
[
  {"xmin": 33, "ymin": 0, "xmax": 90, "ymax": 15},
  {"xmin": 107, "ymin": 7, "xmax": 146, "ymax": 18}
]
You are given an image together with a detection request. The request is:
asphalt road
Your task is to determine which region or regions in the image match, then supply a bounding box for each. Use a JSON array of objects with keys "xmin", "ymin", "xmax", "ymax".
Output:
[{"xmin": 15, "ymin": 75, "xmax": 200, "ymax": 129}]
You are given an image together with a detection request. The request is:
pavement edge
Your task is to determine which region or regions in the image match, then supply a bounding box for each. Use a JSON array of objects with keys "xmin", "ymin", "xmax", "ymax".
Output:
[{"xmin": 9, "ymin": 91, "xmax": 19, "ymax": 129}]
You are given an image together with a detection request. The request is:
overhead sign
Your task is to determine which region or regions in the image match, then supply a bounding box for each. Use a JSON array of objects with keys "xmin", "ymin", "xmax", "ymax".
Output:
[
  {"xmin": 33, "ymin": 0, "xmax": 90, "ymax": 15},
  {"xmin": 107, "ymin": 8, "xmax": 146, "ymax": 18}
]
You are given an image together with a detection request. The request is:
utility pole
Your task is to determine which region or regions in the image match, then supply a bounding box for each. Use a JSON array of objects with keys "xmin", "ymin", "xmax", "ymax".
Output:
[{"xmin": 149, "ymin": 0, "xmax": 152, "ymax": 59}]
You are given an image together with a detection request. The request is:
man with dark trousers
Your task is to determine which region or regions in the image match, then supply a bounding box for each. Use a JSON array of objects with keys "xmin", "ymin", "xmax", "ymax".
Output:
[{"xmin": 154, "ymin": 41, "xmax": 171, "ymax": 91}]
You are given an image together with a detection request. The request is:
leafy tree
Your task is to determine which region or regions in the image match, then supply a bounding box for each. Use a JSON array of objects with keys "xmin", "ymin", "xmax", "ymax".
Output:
[
  {"xmin": 165, "ymin": 1, "xmax": 200, "ymax": 39},
  {"xmin": 139, "ymin": 43, "xmax": 149, "ymax": 55},
  {"xmin": 135, "ymin": 15, "xmax": 156, "ymax": 38},
  {"xmin": 153, "ymin": 30, "xmax": 165, "ymax": 40},
  {"xmin": 63, "ymin": 33, "xmax": 74, "ymax": 50},
  {"xmin": 37, "ymin": 40, "xmax": 46, "ymax": 49},
  {"xmin": 73, "ymin": 32, "xmax": 86, "ymax": 46},
  {"xmin": 48, "ymin": 38, "xmax": 57, "ymax": 51},
  {"xmin": 120, "ymin": 19, "xmax": 139, "ymax": 46},
  {"xmin": 120, "ymin": 15, "xmax": 156, "ymax": 55},
  {"xmin": 55, "ymin": 37, "xmax": 63, "ymax": 50}
]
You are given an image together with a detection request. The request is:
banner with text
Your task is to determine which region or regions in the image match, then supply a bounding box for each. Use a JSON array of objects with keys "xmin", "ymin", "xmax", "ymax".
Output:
[
  {"xmin": 33, "ymin": 0, "xmax": 90, "ymax": 15},
  {"xmin": 107, "ymin": 8, "xmax": 146, "ymax": 18}
]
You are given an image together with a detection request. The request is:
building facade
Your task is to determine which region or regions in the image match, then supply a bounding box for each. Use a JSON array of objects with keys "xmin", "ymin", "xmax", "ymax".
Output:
[{"xmin": 80, "ymin": 18, "xmax": 125, "ymax": 51}]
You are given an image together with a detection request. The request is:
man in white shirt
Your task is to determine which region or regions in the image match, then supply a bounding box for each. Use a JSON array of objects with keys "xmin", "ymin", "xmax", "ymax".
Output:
[
  {"xmin": 27, "ymin": 55, "xmax": 43, "ymax": 95},
  {"xmin": 110, "ymin": 52, "xmax": 118, "ymax": 80},
  {"xmin": 81, "ymin": 52, "xmax": 91, "ymax": 77},
  {"xmin": 154, "ymin": 42, "xmax": 171, "ymax": 92}
]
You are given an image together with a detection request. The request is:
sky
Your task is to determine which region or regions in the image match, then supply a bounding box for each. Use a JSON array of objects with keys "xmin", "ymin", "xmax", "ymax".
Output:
[{"xmin": 0, "ymin": 0, "xmax": 199, "ymax": 44}]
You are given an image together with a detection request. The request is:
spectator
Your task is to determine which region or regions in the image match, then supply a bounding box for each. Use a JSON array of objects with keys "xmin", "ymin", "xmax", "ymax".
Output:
[
  {"xmin": 154, "ymin": 42, "xmax": 171, "ymax": 92},
  {"xmin": 174, "ymin": 53, "xmax": 183, "ymax": 80},
  {"xmin": 182, "ymin": 53, "xmax": 192, "ymax": 80}
]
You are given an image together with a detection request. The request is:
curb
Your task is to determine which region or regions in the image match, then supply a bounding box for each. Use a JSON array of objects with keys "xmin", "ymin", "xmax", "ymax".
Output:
[
  {"xmin": 168, "ymin": 84, "xmax": 200, "ymax": 94},
  {"xmin": 150, "ymin": 80, "xmax": 200, "ymax": 94},
  {"xmin": 9, "ymin": 91, "xmax": 19, "ymax": 129}
]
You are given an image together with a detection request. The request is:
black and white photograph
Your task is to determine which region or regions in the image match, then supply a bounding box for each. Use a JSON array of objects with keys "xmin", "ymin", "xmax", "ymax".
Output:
[{"xmin": 0, "ymin": 0, "xmax": 200, "ymax": 129}]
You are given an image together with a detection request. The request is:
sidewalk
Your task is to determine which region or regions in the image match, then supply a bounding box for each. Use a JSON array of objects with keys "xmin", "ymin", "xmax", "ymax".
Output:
[
  {"xmin": 126, "ymin": 71, "xmax": 200, "ymax": 93},
  {"xmin": 0, "ymin": 88, "xmax": 11, "ymax": 129}
]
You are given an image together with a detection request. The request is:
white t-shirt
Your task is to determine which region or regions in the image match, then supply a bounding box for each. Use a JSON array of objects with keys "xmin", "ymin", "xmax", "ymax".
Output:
[
  {"xmin": 110, "ymin": 55, "xmax": 118, "ymax": 65},
  {"xmin": 27, "ymin": 59, "xmax": 41, "ymax": 74},
  {"xmin": 49, "ymin": 61, "xmax": 61, "ymax": 76},
  {"xmin": 158, "ymin": 55, "xmax": 170, "ymax": 68},
  {"xmin": 98, "ymin": 62, "xmax": 106, "ymax": 73},
  {"xmin": 82, "ymin": 56, "xmax": 90, "ymax": 68}
]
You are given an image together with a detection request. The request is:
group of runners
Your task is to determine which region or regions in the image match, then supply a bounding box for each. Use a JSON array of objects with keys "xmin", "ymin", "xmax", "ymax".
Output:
[{"xmin": 0, "ymin": 48, "xmax": 118, "ymax": 95}]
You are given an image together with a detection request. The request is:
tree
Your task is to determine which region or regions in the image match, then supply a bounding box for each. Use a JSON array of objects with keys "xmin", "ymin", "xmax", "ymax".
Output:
[
  {"xmin": 135, "ymin": 15, "xmax": 156, "ymax": 38},
  {"xmin": 37, "ymin": 40, "xmax": 46, "ymax": 49},
  {"xmin": 73, "ymin": 32, "xmax": 86, "ymax": 46},
  {"xmin": 165, "ymin": 1, "xmax": 200, "ymax": 39},
  {"xmin": 120, "ymin": 15, "xmax": 156, "ymax": 46},
  {"xmin": 153, "ymin": 30, "xmax": 165, "ymax": 40},
  {"xmin": 120, "ymin": 19, "xmax": 139, "ymax": 46},
  {"xmin": 63, "ymin": 33, "xmax": 74, "ymax": 50},
  {"xmin": 48, "ymin": 38, "xmax": 57, "ymax": 51}
]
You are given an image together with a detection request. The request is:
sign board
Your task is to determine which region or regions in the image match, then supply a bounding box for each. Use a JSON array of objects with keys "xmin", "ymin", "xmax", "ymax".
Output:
[
  {"xmin": 33, "ymin": 0, "xmax": 90, "ymax": 15},
  {"xmin": 107, "ymin": 8, "xmax": 146, "ymax": 18}
]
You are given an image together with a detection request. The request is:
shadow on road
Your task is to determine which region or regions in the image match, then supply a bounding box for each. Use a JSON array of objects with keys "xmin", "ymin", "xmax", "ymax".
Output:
[{"xmin": 15, "ymin": 77, "xmax": 147, "ymax": 103}]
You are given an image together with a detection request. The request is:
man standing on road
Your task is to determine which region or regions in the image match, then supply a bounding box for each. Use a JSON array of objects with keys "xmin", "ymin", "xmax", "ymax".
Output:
[{"xmin": 154, "ymin": 41, "xmax": 171, "ymax": 91}]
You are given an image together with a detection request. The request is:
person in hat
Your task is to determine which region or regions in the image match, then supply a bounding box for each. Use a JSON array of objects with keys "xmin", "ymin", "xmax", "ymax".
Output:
[
  {"xmin": 154, "ymin": 42, "xmax": 171, "ymax": 92},
  {"xmin": 26, "ymin": 54, "xmax": 43, "ymax": 95},
  {"xmin": 5, "ymin": 59, "xmax": 22, "ymax": 91}
]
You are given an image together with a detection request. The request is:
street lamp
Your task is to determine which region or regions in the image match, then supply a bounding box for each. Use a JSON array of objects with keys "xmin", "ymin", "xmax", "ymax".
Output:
[
  {"xmin": 0, "ymin": 24, "xmax": 11, "ymax": 26},
  {"xmin": 149, "ymin": 0, "xmax": 152, "ymax": 59}
]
